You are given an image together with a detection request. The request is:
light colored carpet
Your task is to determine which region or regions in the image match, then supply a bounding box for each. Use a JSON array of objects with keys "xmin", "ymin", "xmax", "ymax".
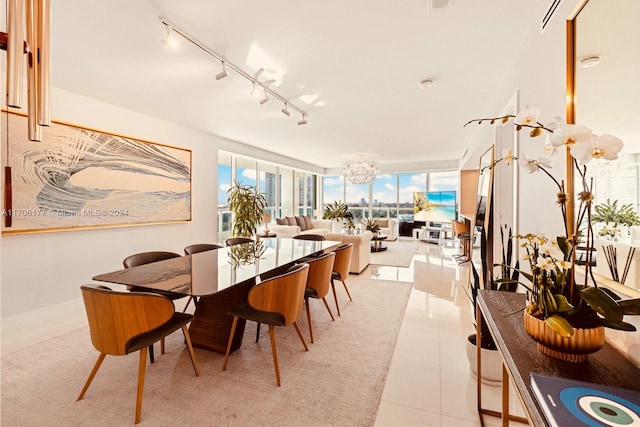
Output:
[
  {"xmin": 370, "ymin": 240, "xmax": 419, "ymax": 267},
  {"xmin": 1, "ymin": 275, "xmax": 412, "ymax": 426}
]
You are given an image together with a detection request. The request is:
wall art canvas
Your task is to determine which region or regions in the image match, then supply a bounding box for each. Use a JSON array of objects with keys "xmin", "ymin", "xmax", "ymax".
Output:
[{"xmin": 2, "ymin": 112, "xmax": 191, "ymax": 234}]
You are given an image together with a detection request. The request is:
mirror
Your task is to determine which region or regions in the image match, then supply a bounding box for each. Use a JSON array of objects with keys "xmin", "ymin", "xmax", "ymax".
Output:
[
  {"xmin": 569, "ymin": 0, "xmax": 640, "ymax": 296},
  {"xmin": 469, "ymin": 146, "xmax": 495, "ymax": 294}
]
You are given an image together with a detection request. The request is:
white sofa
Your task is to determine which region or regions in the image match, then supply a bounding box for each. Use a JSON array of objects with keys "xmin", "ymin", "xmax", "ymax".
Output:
[
  {"xmin": 372, "ymin": 218, "xmax": 399, "ymax": 241},
  {"xmin": 268, "ymin": 216, "xmax": 333, "ymax": 238},
  {"xmin": 326, "ymin": 231, "xmax": 373, "ymax": 274}
]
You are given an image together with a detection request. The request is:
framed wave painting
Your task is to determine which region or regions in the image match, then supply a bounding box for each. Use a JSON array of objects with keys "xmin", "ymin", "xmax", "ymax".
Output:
[{"xmin": 1, "ymin": 111, "xmax": 192, "ymax": 234}]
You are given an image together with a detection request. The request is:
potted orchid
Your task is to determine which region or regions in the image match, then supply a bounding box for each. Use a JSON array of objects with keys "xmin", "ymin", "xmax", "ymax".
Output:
[{"xmin": 466, "ymin": 106, "xmax": 640, "ymax": 361}]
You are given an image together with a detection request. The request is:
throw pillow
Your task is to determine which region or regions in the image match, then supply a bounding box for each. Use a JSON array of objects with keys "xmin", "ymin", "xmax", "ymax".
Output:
[
  {"xmin": 303, "ymin": 215, "xmax": 313, "ymax": 230},
  {"xmin": 296, "ymin": 216, "xmax": 307, "ymax": 231},
  {"xmin": 376, "ymin": 218, "xmax": 389, "ymax": 227},
  {"xmin": 286, "ymin": 216, "xmax": 297, "ymax": 226},
  {"xmin": 276, "ymin": 218, "xmax": 288, "ymax": 225}
]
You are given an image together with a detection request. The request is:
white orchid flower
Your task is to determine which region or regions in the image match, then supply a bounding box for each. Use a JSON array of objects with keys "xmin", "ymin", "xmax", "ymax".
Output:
[
  {"xmin": 519, "ymin": 153, "xmax": 552, "ymax": 174},
  {"xmin": 543, "ymin": 135, "xmax": 558, "ymax": 156},
  {"xmin": 549, "ymin": 124, "xmax": 592, "ymax": 147},
  {"xmin": 570, "ymin": 133, "xmax": 623, "ymax": 165},
  {"xmin": 537, "ymin": 256, "xmax": 554, "ymax": 272},
  {"xmin": 514, "ymin": 106, "xmax": 541, "ymax": 126},
  {"xmin": 558, "ymin": 260, "xmax": 571, "ymax": 270},
  {"xmin": 502, "ymin": 148, "xmax": 515, "ymax": 166},
  {"xmin": 539, "ymin": 241, "xmax": 564, "ymax": 261}
]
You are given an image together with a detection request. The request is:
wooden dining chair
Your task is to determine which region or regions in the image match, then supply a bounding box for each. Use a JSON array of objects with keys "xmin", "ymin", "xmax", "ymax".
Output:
[
  {"xmin": 122, "ymin": 251, "xmax": 184, "ymax": 362},
  {"xmin": 222, "ymin": 263, "xmax": 310, "ymax": 386},
  {"xmin": 293, "ymin": 234, "xmax": 326, "ymax": 241},
  {"xmin": 77, "ymin": 285, "xmax": 200, "ymax": 424},
  {"xmin": 303, "ymin": 252, "xmax": 336, "ymax": 343},
  {"xmin": 331, "ymin": 243, "xmax": 354, "ymax": 316},
  {"xmin": 184, "ymin": 243, "xmax": 224, "ymax": 255},
  {"xmin": 225, "ymin": 237, "xmax": 254, "ymax": 246},
  {"xmin": 183, "ymin": 244, "xmax": 224, "ymax": 311}
]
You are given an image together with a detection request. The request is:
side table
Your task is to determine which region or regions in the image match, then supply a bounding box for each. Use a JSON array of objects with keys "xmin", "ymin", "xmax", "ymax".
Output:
[{"xmin": 256, "ymin": 233, "xmax": 277, "ymax": 239}]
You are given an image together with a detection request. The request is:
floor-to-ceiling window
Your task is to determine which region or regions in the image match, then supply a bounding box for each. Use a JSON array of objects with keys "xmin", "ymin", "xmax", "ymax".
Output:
[
  {"xmin": 218, "ymin": 152, "xmax": 233, "ymax": 235},
  {"xmin": 218, "ymin": 152, "xmax": 319, "ymax": 238},
  {"xmin": 372, "ymin": 173, "xmax": 398, "ymax": 219},
  {"xmin": 260, "ymin": 162, "xmax": 278, "ymax": 222},
  {"xmin": 321, "ymin": 170, "xmax": 459, "ymax": 223},
  {"xmin": 322, "ymin": 175, "xmax": 344, "ymax": 217},
  {"xmin": 345, "ymin": 182, "xmax": 368, "ymax": 223}
]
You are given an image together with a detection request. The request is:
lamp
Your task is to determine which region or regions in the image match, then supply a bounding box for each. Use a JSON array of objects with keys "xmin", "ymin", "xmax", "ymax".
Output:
[
  {"xmin": 263, "ymin": 213, "xmax": 272, "ymax": 236},
  {"xmin": 342, "ymin": 155, "xmax": 379, "ymax": 184},
  {"xmin": 281, "ymin": 103, "xmax": 291, "ymax": 116},
  {"xmin": 215, "ymin": 61, "xmax": 228, "ymax": 80},
  {"xmin": 160, "ymin": 18, "xmax": 308, "ymax": 125}
]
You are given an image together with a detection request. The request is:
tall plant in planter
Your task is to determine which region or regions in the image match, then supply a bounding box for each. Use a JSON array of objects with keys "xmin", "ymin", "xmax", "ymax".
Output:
[
  {"xmin": 323, "ymin": 200, "xmax": 354, "ymax": 232},
  {"xmin": 227, "ymin": 180, "xmax": 267, "ymax": 237}
]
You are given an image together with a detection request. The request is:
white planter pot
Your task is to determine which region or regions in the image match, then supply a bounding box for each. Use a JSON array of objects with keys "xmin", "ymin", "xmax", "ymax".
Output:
[
  {"xmin": 465, "ymin": 334, "xmax": 502, "ymax": 386},
  {"xmin": 331, "ymin": 219, "xmax": 343, "ymax": 233}
]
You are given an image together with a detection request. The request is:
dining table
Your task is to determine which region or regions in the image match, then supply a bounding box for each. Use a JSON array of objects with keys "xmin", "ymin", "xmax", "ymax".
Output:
[{"xmin": 92, "ymin": 237, "xmax": 342, "ymax": 354}]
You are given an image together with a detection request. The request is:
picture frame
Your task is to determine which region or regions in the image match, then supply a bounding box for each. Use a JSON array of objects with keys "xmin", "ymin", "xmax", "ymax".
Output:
[{"xmin": 1, "ymin": 110, "xmax": 192, "ymax": 234}]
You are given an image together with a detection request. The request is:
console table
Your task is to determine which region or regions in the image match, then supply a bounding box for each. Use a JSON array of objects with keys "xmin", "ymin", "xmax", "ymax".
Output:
[{"xmin": 476, "ymin": 290, "xmax": 640, "ymax": 426}]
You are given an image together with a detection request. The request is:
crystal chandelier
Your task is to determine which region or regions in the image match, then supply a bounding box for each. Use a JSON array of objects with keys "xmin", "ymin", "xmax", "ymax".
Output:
[{"xmin": 342, "ymin": 155, "xmax": 379, "ymax": 184}]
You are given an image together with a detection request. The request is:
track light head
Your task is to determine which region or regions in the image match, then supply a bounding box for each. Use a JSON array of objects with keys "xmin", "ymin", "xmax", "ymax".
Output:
[
  {"xmin": 298, "ymin": 114, "xmax": 307, "ymax": 126},
  {"xmin": 281, "ymin": 103, "xmax": 291, "ymax": 116},
  {"xmin": 161, "ymin": 24, "xmax": 178, "ymax": 48},
  {"xmin": 215, "ymin": 62, "xmax": 228, "ymax": 80},
  {"xmin": 259, "ymin": 88, "xmax": 269, "ymax": 105}
]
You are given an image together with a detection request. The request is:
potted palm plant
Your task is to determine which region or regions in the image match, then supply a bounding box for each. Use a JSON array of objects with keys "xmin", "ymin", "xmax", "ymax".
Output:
[
  {"xmin": 323, "ymin": 201, "xmax": 354, "ymax": 232},
  {"xmin": 592, "ymin": 198, "xmax": 640, "ymax": 240},
  {"xmin": 361, "ymin": 217, "xmax": 381, "ymax": 237},
  {"xmin": 227, "ymin": 179, "xmax": 267, "ymax": 237}
]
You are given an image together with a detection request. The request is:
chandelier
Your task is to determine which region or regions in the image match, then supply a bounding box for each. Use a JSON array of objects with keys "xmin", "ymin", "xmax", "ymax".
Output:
[{"xmin": 342, "ymin": 155, "xmax": 379, "ymax": 184}]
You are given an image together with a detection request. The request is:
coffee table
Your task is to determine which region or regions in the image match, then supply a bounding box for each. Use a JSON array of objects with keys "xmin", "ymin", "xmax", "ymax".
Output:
[{"xmin": 371, "ymin": 233, "xmax": 388, "ymax": 252}]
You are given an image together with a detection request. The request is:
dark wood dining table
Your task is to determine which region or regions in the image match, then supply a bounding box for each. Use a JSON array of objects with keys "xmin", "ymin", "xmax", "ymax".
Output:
[{"xmin": 92, "ymin": 237, "xmax": 342, "ymax": 354}]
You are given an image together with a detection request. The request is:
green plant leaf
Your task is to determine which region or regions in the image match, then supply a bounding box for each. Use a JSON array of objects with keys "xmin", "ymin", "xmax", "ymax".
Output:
[
  {"xmin": 545, "ymin": 314, "xmax": 574, "ymax": 337},
  {"xmin": 580, "ymin": 287, "xmax": 624, "ymax": 323},
  {"xmin": 617, "ymin": 298, "xmax": 640, "ymax": 315},
  {"xmin": 591, "ymin": 318, "xmax": 637, "ymax": 331},
  {"xmin": 553, "ymin": 294, "xmax": 573, "ymax": 313}
]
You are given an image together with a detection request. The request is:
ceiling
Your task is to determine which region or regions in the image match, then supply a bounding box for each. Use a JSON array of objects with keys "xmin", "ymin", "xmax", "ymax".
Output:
[{"xmin": 45, "ymin": 0, "xmax": 543, "ymax": 170}]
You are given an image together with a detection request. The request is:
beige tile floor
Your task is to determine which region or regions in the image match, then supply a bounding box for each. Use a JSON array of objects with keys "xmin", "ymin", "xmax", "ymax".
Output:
[
  {"xmin": 372, "ymin": 239, "xmax": 527, "ymax": 427},
  {"xmin": 1, "ymin": 239, "xmax": 527, "ymax": 426}
]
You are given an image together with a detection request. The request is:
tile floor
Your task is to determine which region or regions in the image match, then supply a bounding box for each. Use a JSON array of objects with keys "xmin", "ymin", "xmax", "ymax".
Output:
[
  {"xmin": 372, "ymin": 239, "xmax": 527, "ymax": 427},
  {"xmin": 1, "ymin": 239, "xmax": 528, "ymax": 426}
]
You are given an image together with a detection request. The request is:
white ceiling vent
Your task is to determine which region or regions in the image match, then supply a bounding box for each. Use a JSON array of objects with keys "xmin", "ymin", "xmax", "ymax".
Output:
[
  {"xmin": 541, "ymin": 0, "xmax": 565, "ymax": 33},
  {"xmin": 427, "ymin": 0, "xmax": 454, "ymax": 11}
]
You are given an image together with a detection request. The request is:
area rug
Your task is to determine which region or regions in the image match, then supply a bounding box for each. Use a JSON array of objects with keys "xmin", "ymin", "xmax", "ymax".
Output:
[
  {"xmin": 1, "ymin": 275, "xmax": 412, "ymax": 426},
  {"xmin": 370, "ymin": 240, "xmax": 419, "ymax": 267}
]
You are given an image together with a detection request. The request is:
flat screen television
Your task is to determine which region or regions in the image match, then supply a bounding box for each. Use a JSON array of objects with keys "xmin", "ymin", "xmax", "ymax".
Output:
[{"xmin": 413, "ymin": 191, "xmax": 457, "ymax": 223}]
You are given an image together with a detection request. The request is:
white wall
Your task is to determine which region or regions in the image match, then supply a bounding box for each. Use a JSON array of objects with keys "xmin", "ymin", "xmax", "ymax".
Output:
[
  {"xmin": 463, "ymin": 0, "xmax": 583, "ymax": 239},
  {"xmin": 1, "ymin": 88, "xmax": 220, "ymax": 318},
  {"xmin": 0, "ymin": 86, "xmax": 318, "ymax": 323}
]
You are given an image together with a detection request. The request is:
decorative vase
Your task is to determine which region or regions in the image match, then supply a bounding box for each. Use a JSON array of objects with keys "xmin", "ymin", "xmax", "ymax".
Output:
[
  {"xmin": 523, "ymin": 311, "xmax": 605, "ymax": 363},
  {"xmin": 465, "ymin": 334, "xmax": 502, "ymax": 385}
]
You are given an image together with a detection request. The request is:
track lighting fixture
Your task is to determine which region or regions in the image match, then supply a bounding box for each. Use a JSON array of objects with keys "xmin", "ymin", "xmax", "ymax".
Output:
[
  {"xmin": 161, "ymin": 24, "xmax": 178, "ymax": 48},
  {"xmin": 215, "ymin": 62, "xmax": 228, "ymax": 80},
  {"xmin": 159, "ymin": 17, "xmax": 308, "ymax": 126},
  {"xmin": 259, "ymin": 89, "xmax": 269, "ymax": 105}
]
